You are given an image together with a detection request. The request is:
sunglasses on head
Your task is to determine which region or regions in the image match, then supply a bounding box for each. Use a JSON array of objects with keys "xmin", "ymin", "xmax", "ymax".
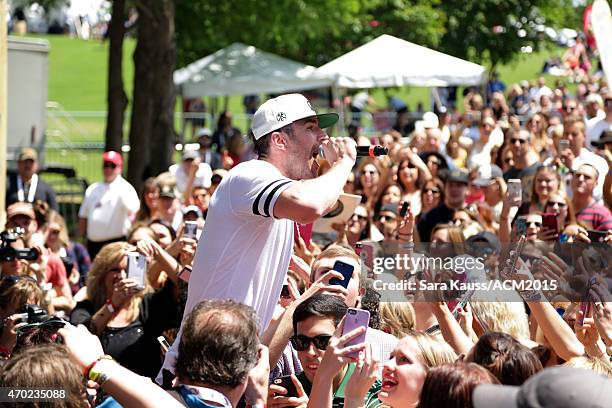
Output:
[
  {"xmin": 103, "ymin": 162, "xmax": 117, "ymax": 169},
  {"xmin": 1, "ymin": 275, "xmax": 37, "ymax": 284},
  {"xmin": 290, "ymin": 334, "xmax": 332, "ymax": 351}
]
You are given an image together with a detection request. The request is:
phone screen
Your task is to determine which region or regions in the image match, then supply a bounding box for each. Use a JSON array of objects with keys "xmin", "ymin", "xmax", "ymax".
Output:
[
  {"xmin": 541, "ymin": 213, "xmax": 559, "ymax": 235},
  {"xmin": 184, "ymin": 221, "xmax": 198, "ymax": 239},
  {"xmin": 329, "ymin": 260, "xmax": 355, "ymax": 288},
  {"xmin": 127, "ymin": 252, "xmax": 147, "ymax": 290},
  {"xmin": 507, "ymin": 179, "xmax": 522, "ymax": 203}
]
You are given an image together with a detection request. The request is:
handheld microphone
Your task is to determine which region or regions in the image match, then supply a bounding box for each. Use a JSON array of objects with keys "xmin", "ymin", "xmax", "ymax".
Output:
[{"xmin": 318, "ymin": 145, "xmax": 389, "ymax": 158}]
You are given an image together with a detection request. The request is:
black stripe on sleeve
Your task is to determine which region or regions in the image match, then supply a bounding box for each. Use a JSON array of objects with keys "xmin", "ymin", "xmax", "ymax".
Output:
[
  {"xmin": 252, "ymin": 179, "xmax": 286, "ymax": 217},
  {"xmin": 263, "ymin": 180, "xmax": 293, "ymax": 217}
]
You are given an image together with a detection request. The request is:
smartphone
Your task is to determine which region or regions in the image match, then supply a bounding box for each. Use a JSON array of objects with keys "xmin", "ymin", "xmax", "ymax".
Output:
[
  {"xmin": 587, "ymin": 230, "xmax": 607, "ymax": 243},
  {"xmin": 559, "ymin": 139, "xmax": 570, "ymax": 151},
  {"xmin": 127, "ymin": 252, "xmax": 148, "ymax": 290},
  {"xmin": 399, "ymin": 201, "xmax": 410, "ymax": 217},
  {"xmin": 178, "ymin": 264, "xmax": 192, "ymax": 283},
  {"xmin": 515, "ymin": 217, "xmax": 527, "ymax": 238},
  {"xmin": 451, "ymin": 289, "xmax": 475, "ymax": 318},
  {"xmin": 541, "ymin": 213, "xmax": 559, "ymax": 235},
  {"xmin": 578, "ymin": 301, "xmax": 592, "ymax": 325},
  {"xmin": 272, "ymin": 375, "xmax": 298, "ymax": 399},
  {"xmin": 294, "ymin": 223, "xmax": 313, "ymax": 246},
  {"xmin": 280, "ymin": 284, "xmax": 291, "ymax": 299},
  {"xmin": 507, "ymin": 179, "xmax": 522, "ymax": 204},
  {"xmin": 157, "ymin": 336, "xmax": 170, "ymax": 354},
  {"xmin": 184, "ymin": 221, "xmax": 198, "ymax": 239},
  {"xmin": 329, "ymin": 260, "xmax": 355, "ymax": 288},
  {"xmin": 342, "ymin": 308, "xmax": 369, "ymax": 358}
]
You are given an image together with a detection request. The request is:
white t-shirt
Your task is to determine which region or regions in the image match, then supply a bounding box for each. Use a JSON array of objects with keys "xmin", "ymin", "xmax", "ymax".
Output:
[
  {"xmin": 78, "ymin": 176, "xmax": 140, "ymax": 241},
  {"xmin": 573, "ymin": 148, "xmax": 608, "ymax": 202},
  {"xmin": 159, "ymin": 160, "xmax": 296, "ymax": 381},
  {"xmin": 169, "ymin": 162, "xmax": 213, "ymax": 193}
]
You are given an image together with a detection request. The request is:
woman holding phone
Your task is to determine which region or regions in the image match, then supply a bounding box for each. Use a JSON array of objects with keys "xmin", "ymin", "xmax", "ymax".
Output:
[{"xmin": 70, "ymin": 241, "xmax": 180, "ymax": 378}]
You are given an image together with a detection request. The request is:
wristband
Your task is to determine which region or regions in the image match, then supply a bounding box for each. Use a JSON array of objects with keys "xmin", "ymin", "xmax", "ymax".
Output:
[
  {"xmin": 105, "ymin": 299, "xmax": 116, "ymax": 314},
  {"xmin": 88, "ymin": 355, "xmax": 114, "ymax": 383},
  {"xmin": 84, "ymin": 354, "xmax": 113, "ymax": 377}
]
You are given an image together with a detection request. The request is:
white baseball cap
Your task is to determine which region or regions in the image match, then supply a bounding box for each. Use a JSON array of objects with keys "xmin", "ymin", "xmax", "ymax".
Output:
[{"xmin": 251, "ymin": 93, "xmax": 338, "ymax": 140}]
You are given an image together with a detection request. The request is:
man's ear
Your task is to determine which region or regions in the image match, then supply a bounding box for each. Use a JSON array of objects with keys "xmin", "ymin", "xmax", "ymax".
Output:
[{"xmin": 270, "ymin": 131, "xmax": 289, "ymax": 152}]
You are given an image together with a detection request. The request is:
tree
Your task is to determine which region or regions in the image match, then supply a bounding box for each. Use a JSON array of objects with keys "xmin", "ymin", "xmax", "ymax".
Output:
[
  {"xmin": 127, "ymin": 0, "xmax": 175, "ymax": 192},
  {"xmin": 104, "ymin": 0, "xmax": 128, "ymax": 152},
  {"xmin": 438, "ymin": 0, "xmax": 581, "ymax": 69}
]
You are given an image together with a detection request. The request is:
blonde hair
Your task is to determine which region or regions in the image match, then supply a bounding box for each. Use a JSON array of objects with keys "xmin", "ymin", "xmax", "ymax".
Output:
[
  {"xmin": 563, "ymin": 357, "xmax": 612, "ymax": 378},
  {"xmin": 45, "ymin": 211, "xmax": 70, "ymax": 248},
  {"xmin": 470, "ymin": 301, "xmax": 530, "ymax": 340},
  {"xmin": 408, "ymin": 330, "xmax": 457, "ymax": 367},
  {"xmin": 0, "ymin": 278, "xmax": 43, "ymax": 314},
  {"xmin": 380, "ymin": 302, "xmax": 415, "ymax": 338},
  {"xmin": 86, "ymin": 242, "xmax": 144, "ymax": 322}
]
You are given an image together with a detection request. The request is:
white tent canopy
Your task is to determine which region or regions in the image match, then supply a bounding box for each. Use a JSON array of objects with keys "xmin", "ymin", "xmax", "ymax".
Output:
[
  {"xmin": 174, "ymin": 43, "xmax": 333, "ymax": 98},
  {"xmin": 316, "ymin": 34, "xmax": 487, "ymax": 88}
]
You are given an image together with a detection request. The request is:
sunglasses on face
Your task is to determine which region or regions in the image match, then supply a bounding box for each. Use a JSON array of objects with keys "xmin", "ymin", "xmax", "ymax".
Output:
[
  {"xmin": 573, "ymin": 172, "xmax": 594, "ymax": 181},
  {"xmin": 510, "ymin": 138, "xmax": 527, "ymax": 144},
  {"xmin": 103, "ymin": 162, "xmax": 117, "ymax": 169},
  {"xmin": 375, "ymin": 214, "xmax": 396, "ymax": 222},
  {"xmin": 424, "ymin": 188, "xmax": 440, "ymax": 194},
  {"xmin": 290, "ymin": 334, "xmax": 332, "ymax": 351},
  {"xmin": 526, "ymin": 221, "xmax": 542, "ymax": 228}
]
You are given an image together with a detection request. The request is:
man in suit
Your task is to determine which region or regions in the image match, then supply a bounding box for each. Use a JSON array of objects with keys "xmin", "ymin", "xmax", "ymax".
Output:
[{"xmin": 6, "ymin": 147, "xmax": 58, "ymax": 211}]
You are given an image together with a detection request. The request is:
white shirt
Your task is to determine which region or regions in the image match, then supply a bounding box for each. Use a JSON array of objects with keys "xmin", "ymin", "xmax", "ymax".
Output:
[
  {"xmin": 78, "ymin": 176, "xmax": 140, "ymax": 241},
  {"xmin": 169, "ymin": 162, "xmax": 213, "ymax": 193},
  {"xmin": 159, "ymin": 160, "xmax": 296, "ymax": 381},
  {"xmin": 573, "ymin": 147, "xmax": 608, "ymax": 201},
  {"xmin": 585, "ymin": 116, "xmax": 612, "ymax": 148}
]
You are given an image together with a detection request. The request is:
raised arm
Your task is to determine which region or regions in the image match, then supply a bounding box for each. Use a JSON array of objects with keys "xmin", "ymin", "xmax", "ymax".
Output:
[{"xmin": 275, "ymin": 138, "xmax": 356, "ymax": 224}]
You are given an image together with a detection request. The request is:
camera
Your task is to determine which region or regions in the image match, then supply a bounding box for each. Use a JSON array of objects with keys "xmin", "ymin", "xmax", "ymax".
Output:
[
  {"xmin": 17, "ymin": 304, "xmax": 49, "ymax": 324},
  {"xmin": 0, "ymin": 228, "xmax": 39, "ymax": 262}
]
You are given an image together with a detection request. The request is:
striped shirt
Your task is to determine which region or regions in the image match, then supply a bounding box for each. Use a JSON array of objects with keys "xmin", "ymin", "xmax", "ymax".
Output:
[{"xmin": 576, "ymin": 202, "xmax": 612, "ymax": 231}]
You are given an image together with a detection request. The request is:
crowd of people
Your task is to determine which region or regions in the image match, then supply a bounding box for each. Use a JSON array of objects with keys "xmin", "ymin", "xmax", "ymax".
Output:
[{"xmin": 1, "ymin": 65, "xmax": 612, "ymax": 407}]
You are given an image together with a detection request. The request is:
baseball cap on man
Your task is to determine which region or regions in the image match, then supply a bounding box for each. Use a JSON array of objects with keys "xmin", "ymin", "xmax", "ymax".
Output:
[
  {"xmin": 7, "ymin": 202, "xmax": 35, "ymax": 220},
  {"xmin": 251, "ymin": 93, "xmax": 338, "ymax": 140},
  {"xmin": 445, "ymin": 169, "xmax": 469, "ymax": 184},
  {"xmin": 102, "ymin": 151, "xmax": 123, "ymax": 167},
  {"xmin": 473, "ymin": 367, "xmax": 612, "ymax": 408},
  {"xmin": 18, "ymin": 147, "xmax": 38, "ymax": 162},
  {"xmin": 473, "ymin": 164, "xmax": 503, "ymax": 187}
]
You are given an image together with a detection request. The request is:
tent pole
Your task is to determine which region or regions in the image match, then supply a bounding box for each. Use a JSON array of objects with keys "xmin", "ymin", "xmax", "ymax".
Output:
[{"xmin": 333, "ymin": 85, "xmax": 346, "ymax": 137}]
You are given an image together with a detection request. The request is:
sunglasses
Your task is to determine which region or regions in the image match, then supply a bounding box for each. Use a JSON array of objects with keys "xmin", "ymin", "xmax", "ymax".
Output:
[
  {"xmin": 573, "ymin": 172, "xmax": 594, "ymax": 180},
  {"xmin": 510, "ymin": 138, "xmax": 527, "ymax": 144},
  {"xmin": 375, "ymin": 214, "xmax": 396, "ymax": 221},
  {"xmin": 1, "ymin": 275, "xmax": 37, "ymax": 284},
  {"xmin": 526, "ymin": 221, "xmax": 542, "ymax": 227},
  {"xmin": 290, "ymin": 334, "xmax": 332, "ymax": 351},
  {"xmin": 424, "ymin": 188, "xmax": 440, "ymax": 194},
  {"xmin": 103, "ymin": 162, "xmax": 117, "ymax": 169}
]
